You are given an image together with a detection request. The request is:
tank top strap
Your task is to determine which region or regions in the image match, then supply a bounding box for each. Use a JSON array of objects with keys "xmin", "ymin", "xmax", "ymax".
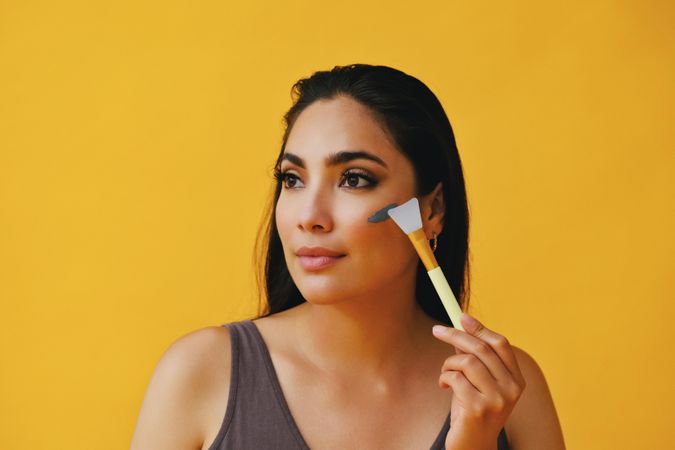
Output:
[{"xmin": 207, "ymin": 320, "xmax": 308, "ymax": 450}]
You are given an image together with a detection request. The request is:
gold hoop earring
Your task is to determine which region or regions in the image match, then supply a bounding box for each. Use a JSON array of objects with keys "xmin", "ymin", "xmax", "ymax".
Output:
[{"xmin": 431, "ymin": 232, "xmax": 438, "ymax": 253}]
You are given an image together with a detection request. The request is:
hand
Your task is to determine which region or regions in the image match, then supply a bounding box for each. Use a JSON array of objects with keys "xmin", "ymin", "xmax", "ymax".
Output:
[{"xmin": 432, "ymin": 313, "xmax": 526, "ymax": 450}]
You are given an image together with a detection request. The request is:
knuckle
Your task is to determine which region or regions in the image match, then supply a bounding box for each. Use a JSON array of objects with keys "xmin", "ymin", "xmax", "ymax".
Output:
[
  {"xmin": 518, "ymin": 375, "xmax": 527, "ymax": 389},
  {"xmin": 439, "ymin": 371, "xmax": 456, "ymax": 385},
  {"xmin": 449, "ymin": 371, "xmax": 462, "ymax": 381},
  {"xmin": 495, "ymin": 335, "xmax": 510, "ymax": 349},
  {"xmin": 474, "ymin": 340, "xmax": 491, "ymax": 355},
  {"xmin": 492, "ymin": 395, "xmax": 507, "ymax": 412},
  {"xmin": 463, "ymin": 354, "xmax": 480, "ymax": 369},
  {"xmin": 510, "ymin": 383, "xmax": 524, "ymax": 402},
  {"xmin": 503, "ymin": 382, "xmax": 521, "ymax": 402},
  {"xmin": 442, "ymin": 355, "xmax": 459, "ymax": 371},
  {"xmin": 472, "ymin": 400, "xmax": 489, "ymax": 419},
  {"xmin": 458, "ymin": 353, "xmax": 471, "ymax": 364}
]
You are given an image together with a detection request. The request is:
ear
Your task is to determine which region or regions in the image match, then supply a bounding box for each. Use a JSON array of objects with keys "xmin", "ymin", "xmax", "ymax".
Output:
[{"xmin": 420, "ymin": 182, "xmax": 445, "ymax": 239}]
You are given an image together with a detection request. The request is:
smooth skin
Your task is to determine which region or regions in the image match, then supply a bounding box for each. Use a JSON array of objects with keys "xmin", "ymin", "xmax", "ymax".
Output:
[{"xmin": 130, "ymin": 95, "xmax": 565, "ymax": 450}]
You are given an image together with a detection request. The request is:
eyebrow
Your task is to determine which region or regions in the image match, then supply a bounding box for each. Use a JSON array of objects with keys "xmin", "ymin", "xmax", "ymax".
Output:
[{"xmin": 280, "ymin": 150, "xmax": 388, "ymax": 169}]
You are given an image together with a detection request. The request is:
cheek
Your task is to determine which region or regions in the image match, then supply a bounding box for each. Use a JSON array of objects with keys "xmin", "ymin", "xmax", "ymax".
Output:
[{"xmin": 344, "ymin": 213, "xmax": 416, "ymax": 270}]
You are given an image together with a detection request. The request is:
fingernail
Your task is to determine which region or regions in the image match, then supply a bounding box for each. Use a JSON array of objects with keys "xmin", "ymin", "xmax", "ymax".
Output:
[{"xmin": 432, "ymin": 325, "xmax": 447, "ymax": 336}]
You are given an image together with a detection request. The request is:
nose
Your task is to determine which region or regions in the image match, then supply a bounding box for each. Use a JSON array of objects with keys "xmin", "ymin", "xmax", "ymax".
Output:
[{"xmin": 297, "ymin": 187, "xmax": 334, "ymax": 233}]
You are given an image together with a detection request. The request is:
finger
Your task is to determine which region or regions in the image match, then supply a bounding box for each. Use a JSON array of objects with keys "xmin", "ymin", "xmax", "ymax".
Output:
[
  {"xmin": 433, "ymin": 325, "xmax": 513, "ymax": 384},
  {"xmin": 441, "ymin": 353, "xmax": 500, "ymax": 397},
  {"xmin": 439, "ymin": 370, "xmax": 482, "ymax": 406},
  {"xmin": 460, "ymin": 313, "xmax": 526, "ymax": 386}
]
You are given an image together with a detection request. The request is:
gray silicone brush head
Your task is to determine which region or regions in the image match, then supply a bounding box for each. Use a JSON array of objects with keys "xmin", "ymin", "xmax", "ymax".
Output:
[
  {"xmin": 386, "ymin": 197, "xmax": 422, "ymax": 234},
  {"xmin": 367, "ymin": 203, "xmax": 399, "ymax": 223}
]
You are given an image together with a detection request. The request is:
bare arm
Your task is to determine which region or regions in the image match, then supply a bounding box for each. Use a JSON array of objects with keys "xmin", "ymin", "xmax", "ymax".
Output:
[
  {"xmin": 506, "ymin": 346, "xmax": 566, "ymax": 450},
  {"xmin": 129, "ymin": 326, "xmax": 232, "ymax": 450}
]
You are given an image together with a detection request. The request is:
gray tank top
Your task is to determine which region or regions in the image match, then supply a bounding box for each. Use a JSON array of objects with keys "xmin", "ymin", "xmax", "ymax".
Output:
[{"xmin": 207, "ymin": 320, "xmax": 511, "ymax": 450}]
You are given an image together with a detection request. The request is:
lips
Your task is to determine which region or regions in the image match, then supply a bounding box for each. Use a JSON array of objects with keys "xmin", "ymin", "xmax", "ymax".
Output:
[
  {"xmin": 296, "ymin": 246, "xmax": 346, "ymax": 271},
  {"xmin": 296, "ymin": 246, "xmax": 346, "ymax": 257}
]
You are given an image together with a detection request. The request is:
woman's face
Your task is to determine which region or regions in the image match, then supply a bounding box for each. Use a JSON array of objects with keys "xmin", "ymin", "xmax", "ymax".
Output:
[{"xmin": 275, "ymin": 95, "xmax": 438, "ymax": 305}]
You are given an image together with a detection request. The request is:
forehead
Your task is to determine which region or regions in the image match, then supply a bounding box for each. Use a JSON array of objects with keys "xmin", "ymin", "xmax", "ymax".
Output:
[{"xmin": 284, "ymin": 95, "xmax": 402, "ymax": 165}]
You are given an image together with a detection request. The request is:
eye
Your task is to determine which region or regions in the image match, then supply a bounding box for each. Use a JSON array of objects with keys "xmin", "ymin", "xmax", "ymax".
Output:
[
  {"xmin": 274, "ymin": 169, "xmax": 304, "ymax": 189},
  {"xmin": 339, "ymin": 169, "xmax": 377, "ymax": 189},
  {"xmin": 273, "ymin": 168, "xmax": 378, "ymax": 190}
]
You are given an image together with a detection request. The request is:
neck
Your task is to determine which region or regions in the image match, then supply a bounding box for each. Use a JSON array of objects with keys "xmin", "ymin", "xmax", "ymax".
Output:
[{"xmin": 293, "ymin": 280, "xmax": 437, "ymax": 385}]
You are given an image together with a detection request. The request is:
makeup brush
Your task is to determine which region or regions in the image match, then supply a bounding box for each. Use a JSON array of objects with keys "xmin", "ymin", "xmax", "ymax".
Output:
[{"xmin": 385, "ymin": 197, "xmax": 465, "ymax": 331}]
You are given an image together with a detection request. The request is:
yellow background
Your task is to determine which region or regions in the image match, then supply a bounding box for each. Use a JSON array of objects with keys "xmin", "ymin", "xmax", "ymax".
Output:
[{"xmin": 1, "ymin": 1, "xmax": 673, "ymax": 448}]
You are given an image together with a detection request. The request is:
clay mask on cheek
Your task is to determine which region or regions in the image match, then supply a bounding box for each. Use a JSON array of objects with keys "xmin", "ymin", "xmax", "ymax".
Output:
[{"xmin": 367, "ymin": 203, "xmax": 398, "ymax": 223}]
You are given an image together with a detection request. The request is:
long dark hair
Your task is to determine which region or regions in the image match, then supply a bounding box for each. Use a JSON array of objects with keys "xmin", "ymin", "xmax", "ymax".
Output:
[{"xmin": 252, "ymin": 64, "xmax": 471, "ymax": 326}]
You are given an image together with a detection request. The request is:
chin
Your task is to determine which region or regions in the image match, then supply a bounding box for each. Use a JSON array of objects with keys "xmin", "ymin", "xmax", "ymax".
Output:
[
  {"xmin": 297, "ymin": 284, "xmax": 349, "ymax": 305},
  {"xmin": 302, "ymin": 295, "xmax": 344, "ymax": 307},
  {"xmin": 296, "ymin": 276, "xmax": 381, "ymax": 307}
]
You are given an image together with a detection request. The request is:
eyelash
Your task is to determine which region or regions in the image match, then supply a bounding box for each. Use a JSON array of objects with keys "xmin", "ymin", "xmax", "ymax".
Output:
[{"xmin": 273, "ymin": 168, "xmax": 378, "ymax": 190}]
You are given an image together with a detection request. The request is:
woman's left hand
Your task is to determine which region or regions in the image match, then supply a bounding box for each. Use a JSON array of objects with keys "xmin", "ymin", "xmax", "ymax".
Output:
[{"xmin": 432, "ymin": 313, "xmax": 526, "ymax": 450}]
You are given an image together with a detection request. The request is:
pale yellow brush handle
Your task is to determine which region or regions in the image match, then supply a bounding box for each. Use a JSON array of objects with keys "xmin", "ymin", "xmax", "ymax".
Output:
[{"xmin": 427, "ymin": 266, "xmax": 465, "ymax": 331}]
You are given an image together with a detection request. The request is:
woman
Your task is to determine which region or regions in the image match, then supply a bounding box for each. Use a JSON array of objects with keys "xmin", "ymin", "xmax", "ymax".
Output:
[{"xmin": 131, "ymin": 64, "xmax": 566, "ymax": 450}]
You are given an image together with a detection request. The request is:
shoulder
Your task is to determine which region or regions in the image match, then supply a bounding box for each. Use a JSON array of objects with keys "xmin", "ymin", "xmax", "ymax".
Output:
[
  {"xmin": 505, "ymin": 345, "xmax": 566, "ymax": 450},
  {"xmin": 130, "ymin": 325, "xmax": 233, "ymax": 450},
  {"xmin": 511, "ymin": 345, "xmax": 543, "ymax": 385},
  {"xmin": 161, "ymin": 325, "xmax": 233, "ymax": 374},
  {"xmin": 149, "ymin": 325, "xmax": 233, "ymax": 399}
]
